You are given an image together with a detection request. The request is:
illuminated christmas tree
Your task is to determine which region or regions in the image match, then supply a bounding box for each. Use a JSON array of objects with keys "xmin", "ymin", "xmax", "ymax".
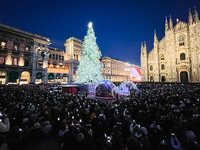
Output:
[{"xmin": 76, "ymin": 22, "xmax": 103, "ymax": 83}]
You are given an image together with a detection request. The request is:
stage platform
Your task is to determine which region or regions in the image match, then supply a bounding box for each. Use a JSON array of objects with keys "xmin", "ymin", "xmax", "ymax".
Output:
[{"xmin": 87, "ymin": 94, "xmax": 116, "ymax": 101}]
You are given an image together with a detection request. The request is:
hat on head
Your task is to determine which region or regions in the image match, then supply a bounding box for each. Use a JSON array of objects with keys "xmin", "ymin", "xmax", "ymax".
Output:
[
  {"xmin": 76, "ymin": 133, "xmax": 85, "ymax": 141},
  {"xmin": 23, "ymin": 118, "xmax": 29, "ymax": 124},
  {"xmin": 185, "ymin": 131, "xmax": 196, "ymax": 142},
  {"xmin": 140, "ymin": 127, "xmax": 148, "ymax": 135}
]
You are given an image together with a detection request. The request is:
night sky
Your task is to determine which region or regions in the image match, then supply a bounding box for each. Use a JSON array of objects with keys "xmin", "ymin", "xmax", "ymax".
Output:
[{"xmin": 0, "ymin": 0, "xmax": 199, "ymax": 66}]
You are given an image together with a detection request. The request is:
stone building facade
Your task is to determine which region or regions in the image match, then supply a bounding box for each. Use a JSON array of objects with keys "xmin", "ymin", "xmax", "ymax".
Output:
[
  {"xmin": 48, "ymin": 47, "xmax": 69, "ymax": 83},
  {"xmin": 0, "ymin": 23, "xmax": 51, "ymax": 84},
  {"xmin": 141, "ymin": 9, "xmax": 200, "ymax": 82},
  {"xmin": 64, "ymin": 37, "xmax": 82, "ymax": 83},
  {"xmin": 101, "ymin": 56, "xmax": 132, "ymax": 82}
]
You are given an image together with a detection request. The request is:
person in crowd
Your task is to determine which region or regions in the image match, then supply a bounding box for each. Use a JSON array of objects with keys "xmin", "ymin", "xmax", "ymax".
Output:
[
  {"xmin": 170, "ymin": 133, "xmax": 183, "ymax": 150},
  {"xmin": 0, "ymin": 105, "xmax": 10, "ymax": 150},
  {"xmin": 0, "ymin": 82, "xmax": 199, "ymax": 150}
]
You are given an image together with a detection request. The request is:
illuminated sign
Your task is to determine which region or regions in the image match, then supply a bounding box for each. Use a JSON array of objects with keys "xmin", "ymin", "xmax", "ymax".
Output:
[{"xmin": 124, "ymin": 68, "xmax": 130, "ymax": 71}]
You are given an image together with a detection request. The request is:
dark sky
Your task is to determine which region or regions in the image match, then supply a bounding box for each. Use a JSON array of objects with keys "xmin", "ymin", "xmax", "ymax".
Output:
[{"xmin": 0, "ymin": 0, "xmax": 199, "ymax": 66}]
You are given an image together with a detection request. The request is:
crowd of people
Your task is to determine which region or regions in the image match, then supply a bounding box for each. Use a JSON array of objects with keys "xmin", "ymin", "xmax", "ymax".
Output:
[{"xmin": 0, "ymin": 82, "xmax": 200, "ymax": 150}]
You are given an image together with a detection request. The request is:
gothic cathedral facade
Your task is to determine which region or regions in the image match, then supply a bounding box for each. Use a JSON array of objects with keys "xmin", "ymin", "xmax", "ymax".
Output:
[{"xmin": 141, "ymin": 9, "xmax": 200, "ymax": 82}]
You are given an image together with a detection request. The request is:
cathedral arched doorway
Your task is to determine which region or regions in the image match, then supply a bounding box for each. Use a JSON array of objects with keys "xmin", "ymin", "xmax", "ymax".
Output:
[
  {"xmin": 180, "ymin": 71, "xmax": 188, "ymax": 82},
  {"xmin": 150, "ymin": 76, "xmax": 154, "ymax": 82},
  {"xmin": 20, "ymin": 71, "xmax": 30, "ymax": 84},
  {"xmin": 161, "ymin": 76, "xmax": 166, "ymax": 82}
]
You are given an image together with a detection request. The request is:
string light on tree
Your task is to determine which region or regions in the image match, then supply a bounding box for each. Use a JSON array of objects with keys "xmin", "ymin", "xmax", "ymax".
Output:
[{"xmin": 76, "ymin": 22, "xmax": 103, "ymax": 83}]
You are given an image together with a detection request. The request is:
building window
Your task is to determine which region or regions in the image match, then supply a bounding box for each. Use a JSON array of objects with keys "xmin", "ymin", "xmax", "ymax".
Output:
[
  {"xmin": 56, "ymin": 55, "xmax": 58, "ymax": 60},
  {"xmin": 24, "ymin": 60, "xmax": 29, "ymax": 67},
  {"xmin": 49, "ymin": 54, "xmax": 51, "ymax": 59},
  {"xmin": 180, "ymin": 53, "xmax": 186, "ymax": 60},
  {"xmin": 62, "ymin": 56, "xmax": 64, "ymax": 61},
  {"xmin": 161, "ymin": 64, "xmax": 165, "ymax": 70},
  {"xmin": 13, "ymin": 58, "xmax": 18, "ymax": 66},
  {"xmin": 161, "ymin": 54, "xmax": 164, "ymax": 60},
  {"xmin": 59, "ymin": 55, "xmax": 61, "ymax": 60},
  {"xmin": 74, "ymin": 54, "xmax": 78, "ymax": 60},
  {"xmin": 1, "ymin": 42, "xmax": 6, "ymax": 49},
  {"xmin": 14, "ymin": 45, "xmax": 18, "ymax": 50},
  {"xmin": 179, "ymin": 35, "xmax": 185, "ymax": 46},
  {"xmin": 0, "ymin": 57, "xmax": 5, "ymax": 64},
  {"xmin": 150, "ymin": 65, "xmax": 153, "ymax": 71},
  {"xmin": 52, "ymin": 54, "xmax": 55, "ymax": 59},
  {"xmin": 37, "ymin": 49, "xmax": 41, "ymax": 54}
]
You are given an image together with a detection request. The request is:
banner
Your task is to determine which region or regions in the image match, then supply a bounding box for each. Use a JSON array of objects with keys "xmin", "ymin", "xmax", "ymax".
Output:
[{"xmin": 131, "ymin": 67, "xmax": 141, "ymax": 81}]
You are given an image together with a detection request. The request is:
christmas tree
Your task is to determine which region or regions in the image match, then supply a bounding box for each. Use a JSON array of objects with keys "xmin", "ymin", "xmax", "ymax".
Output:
[{"xmin": 76, "ymin": 22, "xmax": 103, "ymax": 83}]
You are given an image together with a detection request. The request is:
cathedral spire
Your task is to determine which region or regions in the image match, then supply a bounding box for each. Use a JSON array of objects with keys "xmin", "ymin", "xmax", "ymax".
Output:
[
  {"xmin": 154, "ymin": 30, "xmax": 158, "ymax": 48},
  {"xmin": 144, "ymin": 41, "xmax": 147, "ymax": 49},
  {"xmin": 141, "ymin": 42, "xmax": 143, "ymax": 53},
  {"xmin": 169, "ymin": 15, "xmax": 173, "ymax": 30},
  {"xmin": 165, "ymin": 16, "xmax": 168, "ymax": 32},
  {"xmin": 189, "ymin": 8, "xmax": 193, "ymax": 24},
  {"xmin": 144, "ymin": 41, "xmax": 147, "ymax": 54},
  {"xmin": 194, "ymin": 7, "xmax": 199, "ymax": 23},
  {"xmin": 154, "ymin": 30, "xmax": 158, "ymax": 43}
]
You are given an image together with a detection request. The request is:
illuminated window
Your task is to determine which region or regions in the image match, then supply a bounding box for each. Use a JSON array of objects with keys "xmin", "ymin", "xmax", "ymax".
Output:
[
  {"xmin": 161, "ymin": 64, "xmax": 165, "ymax": 70},
  {"xmin": 74, "ymin": 54, "xmax": 78, "ymax": 60},
  {"xmin": 161, "ymin": 54, "xmax": 164, "ymax": 60},
  {"xmin": 14, "ymin": 45, "xmax": 18, "ymax": 50},
  {"xmin": 179, "ymin": 35, "xmax": 185, "ymax": 46},
  {"xmin": 1, "ymin": 42, "xmax": 6, "ymax": 49},
  {"xmin": 180, "ymin": 53, "xmax": 186, "ymax": 60},
  {"xmin": 150, "ymin": 65, "xmax": 153, "ymax": 71},
  {"xmin": 49, "ymin": 64, "xmax": 53, "ymax": 68},
  {"xmin": 13, "ymin": 58, "xmax": 18, "ymax": 66}
]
